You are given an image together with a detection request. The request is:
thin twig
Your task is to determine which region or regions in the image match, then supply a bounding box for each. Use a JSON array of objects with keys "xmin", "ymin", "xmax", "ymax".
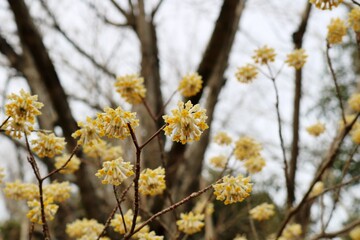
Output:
[
  {"xmin": 140, "ymin": 124, "xmax": 166, "ymax": 149},
  {"xmin": 352, "ymin": 0, "xmax": 360, "ymax": 6},
  {"xmin": 0, "ymin": 116, "xmax": 10, "ymax": 129},
  {"xmin": 113, "ymin": 185, "xmax": 128, "ymax": 233},
  {"xmin": 247, "ymin": 200, "xmax": 259, "ymax": 240},
  {"xmin": 311, "ymin": 218, "xmax": 360, "ymax": 240},
  {"xmin": 156, "ymin": 90, "xmax": 177, "ymax": 120}
]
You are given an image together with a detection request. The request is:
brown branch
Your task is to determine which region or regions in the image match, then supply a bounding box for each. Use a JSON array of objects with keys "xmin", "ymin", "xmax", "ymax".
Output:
[
  {"xmin": 352, "ymin": 0, "xmax": 360, "ymax": 6},
  {"xmin": 113, "ymin": 185, "xmax": 127, "ymax": 233},
  {"xmin": 311, "ymin": 218, "xmax": 360, "ymax": 240},
  {"xmin": 151, "ymin": 0, "xmax": 165, "ymax": 18},
  {"xmin": 0, "ymin": 116, "xmax": 10, "ymax": 129}
]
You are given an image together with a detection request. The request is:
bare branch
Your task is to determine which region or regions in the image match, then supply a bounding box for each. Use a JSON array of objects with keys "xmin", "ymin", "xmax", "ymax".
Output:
[{"xmin": 311, "ymin": 219, "xmax": 360, "ymax": 240}]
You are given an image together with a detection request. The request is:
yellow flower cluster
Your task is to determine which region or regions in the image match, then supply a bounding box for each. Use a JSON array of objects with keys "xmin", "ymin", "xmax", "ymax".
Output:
[
  {"xmin": 351, "ymin": 127, "xmax": 360, "ymax": 144},
  {"xmin": 115, "ymin": 74, "xmax": 146, "ymax": 104},
  {"xmin": 309, "ymin": 181, "xmax": 324, "ymax": 198},
  {"xmin": 176, "ymin": 211, "xmax": 205, "ymax": 235},
  {"xmin": 350, "ymin": 226, "xmax": 360, "ymax": 240},
  {"xmin": 137, "ymin": 231, "xmax": 164, "ymax": 240},
  {"xmin": 213, "ymin": 131, "xmax": 232, "ymax": 145},
  {"xmin": 4, "ymin": 181, "xmax": 38, "ymax": 200},
  {"xmin": 249, "ymin": 203, "xmax": 275, "ymax": 221},
  {"xmin": 213, "ymin": 175, "xmax": 252, "ymax": 205},
  {"xmin": 349, "ymin": 8, "xmax": 360, "ymax": 32},
  {"xmin": 55, "ymin": 154, "xmax": 81, "ymax": 174},
  {"xmin": 72, "ymin": 117, "xmax": 102, "ymax": 146},
  {"xmin": 285, "ymin": 49, "xmax": 308, "ymax": 70},
  {"xmin": 95, "ymin": 157, "xmax": 134, "ymax": 186},
  {"xmin": 66, "ymin": 218, "xmax": 105, "ymax": 239},
  {"xmin": 234, "ymin": 137, "xmax": 262, "ymax": 161},
  {"xmin": 96, "ymin": 107, "xmax": 139, "ymax": 139},
  {"xmin": 26, "ymin": 198, "xmax": 58, "ymax": 224},
  {"xmin": 4, "ymin": 89, "xmax": 44, "ymax": 138},
  {"xmin": 327, "ymin": 18, "xmax": 347, "ymax": 45},
  {"xmin": 163, "ymin": 101, "xmax": 208, "ymax": 144},
  {"xmin": 43, "ymin": 181, "xmax": 71, "ymax": 203},
  {"xmin": 139, "ymin": 167, "xmax": 166, "ymax": 196},
  {"xmin": 210, "ymin": 155, "xmax": 227, "ymax": 168},
  {"xmin": 178, "ymin": 72, "xmax": 203, "ymax": 97},
  {"xmin": 233, "ymin": 235, "xmax": 247, "ymax": 240},
  {"xmin": 309, "ymin": 0, "xmax": 343, "ymax": 10},
  {"xmin": 31, "ymin": 132, "xmax": 66, "ymax": 158},
  {"xmin": 279, "ymin": 223, "xmax": 302, "ymax": 240},
  {"xmin": 235, "ymin": 64, "xmax": 258, "ymax": 83},
  {"xmin": 244, "ymin": 156, "xmax": 266, "ymax": 174},
  {"xmin": 349, "ymin": 93, "xmax": 360, "ymax": 112},
  {"xmin": 111, "ymin": 209, "xmax": 149, "ymax": 236},
  {"xmin": 83, "ymin": 140, "xmax": 123, "ymax": 161},
  {"xmin": 306, "ymin": 122, "xmax": 326, "ymax": 137},
  {"xmin": 252, "ymin": 45, "xmax": 276, "ymax": 65}
]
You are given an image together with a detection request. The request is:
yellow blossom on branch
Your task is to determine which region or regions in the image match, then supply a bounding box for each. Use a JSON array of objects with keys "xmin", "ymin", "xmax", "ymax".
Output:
[
  {"xmin": 66, "ymin": 218, "xmax": 105, "ymax": 239},
  {"xmin": 72, "ymin": 117, "xmax": 101, "ymax": 146},
  {"xmin": 233, "ymin": 235, "xmax": 247, "ymax": 240},
  {"xmin": 31, "ymin": 132, "xmax": 66, "ymax": 158},
  {"xmin": 54, "ymin": 154, "xmax": 81, "ymax": 174},
  {"xmin": 26, "ymin": 198, "xmax": 58, "ymax": 224},
  {"xmin": 213, "ymin": 175, "xmax": 252, "ymax": 205},
  {"xmin": 213, "ymin": 131, "xmax": 232, "ymax": 145},
  {"xmin": 178, "ymin": 72, "xmax": 203, "ymax": 97},
  {"xmin": 252, "ymin": 45, "xmax": 276, "ymax": 65},
  {"xmin": 310, "ymin": 0, "xmax": 343, "ymax": 10},
  {"xmin": 327, "ymin": 18, "xmax": 347, "ymax": 45},
  {"xmin": 285, "ymin": 49, "xmax": 308, "ymax": 70},
  {"xmin": 279, "ymin": 223, "xmax": 302, "ymax": 240},
  {"xmin": 139, "ymin": 167, "xmax": 166, "ymax": 196},
  {"xmin": 44, "ymin": 181, "xmax": 72, "ymax": 203},
  {"xmin": 306, "ymin": 122, "xmax": 326, "ymax": 137},
  {"xmin": 349, "ymin": 8, "xmax": 360, "ymax": 32},
  {"xmin": 249, "ymin": 203, "xmax": 275, "ymax": 221},
  {"xmin": 163, "ymin": 101, "xmax": 208, "ymax": 144},
  {"xmin": 235, "ymin": 64, "xmax": 258, "ymax": 83},
  {"xmin": 348, "ymin": 93, "xmax": 360, "ymax": 112},
  {"xmin": 309, "ymin": 181, "xmax": 324, "ymax": 198},
  {"xmin": 4, "ymin": 181, "xmax": 38, "ymax": 200},
  {"xmin": 210, "ymin": 155, "xmax": 227, "ymax": 168},
  {"xmin": 234, "ymin": 136, "xmax": 262, "ymax": 161},
  {"xmin": 95, "ymin": 157, "xmax": 134, "ymax": 186},
  {"xmin": 176, "ymin": 211, "xmax": 205, "ymax": 235},
  {"xmin": 137, "ymin": 231, "xmax": 164, "ymax": 240},
  {"xmin": 244, "ymin": 156, "xmax": 266, "ymax": 174},
  {"xmin": 115, "ymin": 74, "xmax": 146, "ymax": 104},
  {"xmin": 111, "ymin": 209, "xmax": 149, "ymax": 236}
]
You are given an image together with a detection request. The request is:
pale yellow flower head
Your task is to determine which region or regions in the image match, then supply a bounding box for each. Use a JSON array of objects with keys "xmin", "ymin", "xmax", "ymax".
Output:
[
  {"xmin": 350, "ymin": 226, "xmax": 360, "ymax": 240},
  {"xmin": 137, "ymin": 231, "xmax": 164, "ymax": 240},
  {"xmin": 111, "ymin": 209, "xmax": 149, "ymax": 236},
  {"xmin": 72, "ymin": 117, "xmax": 101, "ymax": 147},
  {"xmin": 176, "ymin": 211, "xmax": 205, "ymax": 235},
  {"xmin": 210, "ymin": 155, "xmax": 227, "ymax": 168},
  {"xmin": 4, "ymin": 181, "xmax": 38, "ymax": 200},
  {"xmin": 234, "ymin": 136, "xmax": 262, "ymax": 161},
  {"xmin": 285, "ymin": 49, "xmax": 308, "ymax": 70},
  {"xmin": 279, "ymin": 223, "xmax": 302, "ymax": 240},
  {"xmin": 213, "ymin": 175, "xmax": 252, "ymax": 205},
  {"xmin": 349, "ymin": 93, "xmax": 360, "ymax": 112},
  {"xmin": 235, "ymin": 64, "xmax": 258, "ymax": 83},
  {"xmin": 96, "ymin": 107, "xmax": 139, "ymax": 139},
  {"xmin": 31, "ymin": 132, "xmax": 66, "ymax": 158},
  {"xmin": 66, "ymin": 218, "xmax": 104, "ymax": 239},
  {"xmin": 95, "ymin": 157, "xmax": 134, "ymax": 186},
  {"xmin": 351, "ymin": 126, "xmax": 360, "ymax": 144},
  {"xmin": 327, "ymin": 18, "xmax": 347, "ymax": 45},
  {"xmin": 55, "ymin": 154, "xmax": 81, "ymax": 174},
  {"xmin": 310, "ymin": 0, "xmax": 343, "ymax": 10},
  {"xmin": 3, "ymin": 118, "xmax": 34, "ymax": 139},
  {"xmin": 244, "ymin": 156, "xmax": 266, "ymax": 174},
  {"xmin": 43, "ymin": 181, "xmax": 71, "ymax": 203},
  {"xmin": 27, "ymin": 198, "xmax": 58, "ymax": 224},
  {"xmin": 252, "ymin": 45, "xmax": 276, "ymax": 65},
  {"xmin": 163, "ymin": 101, "xmax": 208, "ymax": 144},
  {"xmin": 178, "ymin": 72, "xmax": 203, "ymax": 97},
  {"xmin": 213, "ymin": 131, "xmax": 232, "ymax": 145},
  {"xmin": 83, "ymin": 140, "xmax": 123, "ymax": 161},
  {"xmin": 306, "ymin": 122, "xmax": 326, "ymax": 137},
  {"xmin": 115, "ymin": 74, "xmax": 146, "ymax": 104},
  {"xmin": 349, "ymin": 8, "xmax": 360, "ymax": 32},
  {"xmin": 233, "ymin": 235, "xmax": 247, "ymax": 240},
  {"xmin": 249, "ymin": 203, "xmax": 275, "ymax": 221},
  {"xmin": 139, "ymin": 167, "xmax": 166, "ymax": 196},
  {"xmin": 310, "ymin": 181, "xmax": 324, "ymax": 198}
]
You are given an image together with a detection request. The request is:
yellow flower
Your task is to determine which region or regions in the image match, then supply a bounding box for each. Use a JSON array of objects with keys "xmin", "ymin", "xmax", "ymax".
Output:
[
  {"xmin": 306, "ymin": 122, "xmax": 326, "ymax": 137},
  {"xmin": 339, "ymin": 114, "xmax": 360, "ymax": 130},
  {"xmin": 176, "ymin": 212, "xmax": 205, "ymax": 235},
  {"xmin": 54, "ymin": 154, "xmax": 81, "ymax": 174},
  {"xmin": 327, "ymin": 18, "xmax": 347, "ymax": 45},
  {"xmin": 137, "ymin": 231, "xmax": 164, "ymax": 240},
  {"xmin": 351, "ymin": 126, "xmax": 360, "ymax": 144},
  {"xmin": 213, "ymin": 131, "xmax": 232, "ymax": 145},
  {"xmin": 115, "ymin": 74, "xmax": 146, "ymax": 104},
  {"xmin": 43, "ymin": 181, "xmax": 71, "ymax": 203},
  {"xmin": 95, "ymin": 157, "xmax": 134, "ymax": 186},
  {"xmin": 178, "ymin": 73, "xmax": 203, "ymax": 97},
  {"xmin": 235, "ymin": 64, "xmax": 258, "ymax": 83},
  {"xmin": 4, "ymin": 181, "xmax": 38, "ymax": 200},
  {"xmin": 350, "ymin": 226, "xmax": 360, "ymax": 240},
  {"xmin": 210, "ymin": 155, "xmax": 227, "ymax": 168},
  {"xmin": 111, "ymin": 209, "xmax": 149, "ymax": 236},
  {"xmin": 285, "ymin": 49, "xmax": 308, "ymax": 70},
  {"xmin": 139, "ymin": 167, "xmax": 166, "ymax": 196},
  {"xmin": 72, "ymin": 117, "xmax": 102, "ymax": 146},
  {"xmin": 83, "ymin": 140, "xmax": 123, "ymax": 161},
  {"xmin": 3, "ymin": 117, "xmax": 34, "ymax": 139},
  {"xmin": 249, "ymin": 203, "xmax": 275, "ymax": 221},
  {"xmin": 5, "ymin": 89, "xmax": 43, "ymax": 125},
  {"xmin": 349, "ymin": 8, "xmax": 360, "ymax": 32},
  {"xmin": 96, "ymin": 107, "xmax": 139, "ymax": 139},
  {"xmin": 310, "ymin": 0, "xmax": 343, "ymax": 10},
  {"xmin": 244, "ymin": 156, "xmax": 266, "ymax": 174},
  {"xmin": 234, "ymin": 136, "xmax": 262, "ymax": 161},
  {"xmin": 66, "ymin": 218, "xmax": 105, "ymax": 239},
  {"xmin": 252, "ymin": 45, "xmax": 276, "ymax": 65},
  {"xmin": 349, "ymin": 93, "xmax": 360, "ymax": 112},
  {"xmin": 163, "ymin": 101, "xmax": 208, "ymax": 144},
  {"xmin": 26, "ymin": 198, "xmax": 58, "ymax": 224},
  {"xmin": 31, "ymin": 132, "xmax": 66, "ymax": 158},
  {"xmin": 233, "ymin": 235, "xmax": 247, "ymax": 240},
  {"xmin": 213, "ymin": 175, "xmax": 252, "ymax": 205},
  {"xmin": 279, "ymin": 223, "xmax": 302, "ymax": 240},
  {"xmin": 309, "ymin": 181, "xmax": 324, "ymax": 198}
]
